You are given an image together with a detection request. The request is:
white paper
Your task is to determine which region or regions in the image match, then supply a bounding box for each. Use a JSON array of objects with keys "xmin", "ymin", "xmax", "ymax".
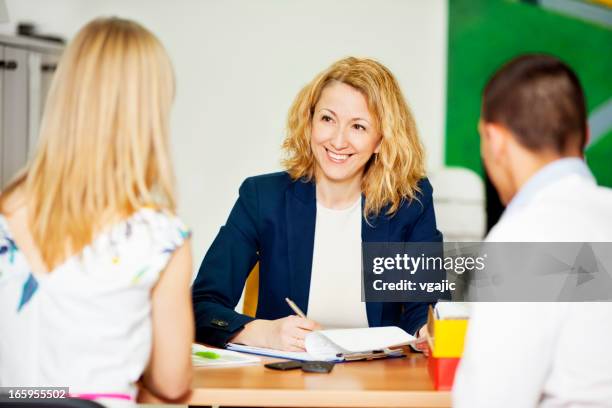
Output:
[{"xmin": 309, "ymin": 326, "xmax": 415, "ymax": 354}]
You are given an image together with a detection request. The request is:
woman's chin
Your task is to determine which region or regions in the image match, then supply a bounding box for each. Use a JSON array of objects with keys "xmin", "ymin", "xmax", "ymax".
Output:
[{"xmin": 317, "ymin": 167, "xmax": 360, "ymax": 184}]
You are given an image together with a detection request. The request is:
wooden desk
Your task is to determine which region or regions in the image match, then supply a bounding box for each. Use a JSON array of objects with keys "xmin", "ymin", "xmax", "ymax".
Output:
[{"xmin": 140, "ymin": 353, "xmax": 451, "ymax": 407}]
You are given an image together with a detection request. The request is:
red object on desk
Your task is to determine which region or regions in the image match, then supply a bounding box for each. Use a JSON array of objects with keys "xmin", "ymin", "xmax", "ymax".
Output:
[{"xmin": 427, "ymin": 355, "xmax": 460, "ymax": 390}]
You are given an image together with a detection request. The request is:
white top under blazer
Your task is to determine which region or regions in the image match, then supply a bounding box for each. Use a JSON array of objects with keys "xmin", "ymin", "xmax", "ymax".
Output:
[{"xmin": 307, "ymin": 198, "xmax": 369, "ymax": 328}]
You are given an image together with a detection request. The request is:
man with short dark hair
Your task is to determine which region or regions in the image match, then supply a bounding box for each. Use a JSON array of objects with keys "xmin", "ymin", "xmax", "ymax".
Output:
[{"xmin": 453, "ymin": 54, "xmax": 612, "ymax": 407}]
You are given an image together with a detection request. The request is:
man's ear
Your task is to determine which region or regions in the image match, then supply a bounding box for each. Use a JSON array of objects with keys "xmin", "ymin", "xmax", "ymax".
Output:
[{"xmin": 483, "ymin": 123, "xmax": 510, "ymax": 160}]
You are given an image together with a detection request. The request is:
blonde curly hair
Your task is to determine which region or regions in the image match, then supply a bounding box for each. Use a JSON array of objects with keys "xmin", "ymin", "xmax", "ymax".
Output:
[{"xmin": 282, "ymin": 57, "xmax": 425, "ymax": 219}]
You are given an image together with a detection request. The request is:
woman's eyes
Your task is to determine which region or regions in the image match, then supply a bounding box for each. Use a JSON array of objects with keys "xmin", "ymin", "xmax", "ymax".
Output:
[{"xmin": 319, "ymin": 115, "xmax": 366, "ymax": 131}]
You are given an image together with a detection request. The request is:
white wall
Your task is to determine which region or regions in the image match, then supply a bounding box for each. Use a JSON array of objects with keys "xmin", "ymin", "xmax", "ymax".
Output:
[{"xmin": 0, "ymin": 0, "xmax": 448, "ymax": 270}]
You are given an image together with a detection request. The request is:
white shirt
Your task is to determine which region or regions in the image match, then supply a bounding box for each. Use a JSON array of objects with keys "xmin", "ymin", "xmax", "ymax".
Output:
[
  {"xmin": 453, "ymin": 159, "xmax": 612, "ymax": 407},
  {"xmin": 306, "ymin": 198, "xmax": 369, "ymax": 329},
  {"xmin": 0, "ymin": 208, "xmax": 189, "ymax": 405}
]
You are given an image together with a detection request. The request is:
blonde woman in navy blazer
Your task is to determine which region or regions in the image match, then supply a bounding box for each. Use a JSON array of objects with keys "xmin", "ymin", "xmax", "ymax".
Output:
[{"xmin": 193, "ymin": 57, "xmax": 442, "ymax": 350}]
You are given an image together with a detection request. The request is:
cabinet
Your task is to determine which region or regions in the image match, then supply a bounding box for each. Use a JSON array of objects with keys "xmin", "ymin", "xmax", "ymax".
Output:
[{"xmin": 0, "ymin": 34, "xmax": 62, "ymax": 188}]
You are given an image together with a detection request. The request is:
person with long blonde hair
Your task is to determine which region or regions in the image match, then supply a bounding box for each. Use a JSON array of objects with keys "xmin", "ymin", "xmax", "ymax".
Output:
[
  {"xmin": 0, "ymin": 17, "xmax": 193, "ymax": 403},
  {"xmin": 192, "ymin": 57, "xmax": 441, "ymax": 351}
]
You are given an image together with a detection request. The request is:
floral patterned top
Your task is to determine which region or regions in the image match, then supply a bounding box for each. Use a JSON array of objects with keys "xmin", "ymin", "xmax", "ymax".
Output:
[{"xmin": 0, "ymin": 208, "xmax": 190, "ymax": 404}]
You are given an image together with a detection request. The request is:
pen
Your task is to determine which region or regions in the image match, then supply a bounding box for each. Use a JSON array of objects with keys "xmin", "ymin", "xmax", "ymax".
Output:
[{"xmin": 285, "ymin": 297, "xmax": 307, "ymax": 319}]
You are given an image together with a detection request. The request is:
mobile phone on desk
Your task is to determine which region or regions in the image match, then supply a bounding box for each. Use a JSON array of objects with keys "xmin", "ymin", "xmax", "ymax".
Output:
[
  {"xmin": 264, "ymin": 360, "xmax": 303, "ymax": 370},
  {"xmin": 301, "ymin": 361, "xmax": 334, "ymax": 373}
]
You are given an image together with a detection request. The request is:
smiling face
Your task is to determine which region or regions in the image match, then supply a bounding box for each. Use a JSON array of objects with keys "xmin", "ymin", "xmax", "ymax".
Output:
[{"xmin": 310, "ymin": 81, "xmax": 381, "ymax": 185}]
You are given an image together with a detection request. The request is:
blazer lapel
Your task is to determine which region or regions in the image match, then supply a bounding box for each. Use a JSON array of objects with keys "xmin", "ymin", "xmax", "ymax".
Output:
[
  {"xmin": 285, "ymin": 179, "xmax": 317, "ymax": 314},
  {"xmin": 362, "ymin": 200, "xmax": 390, "ymax": 327}
]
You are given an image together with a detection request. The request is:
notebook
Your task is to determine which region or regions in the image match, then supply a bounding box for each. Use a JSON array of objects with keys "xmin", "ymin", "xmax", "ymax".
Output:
[{"xmin": 227, "ymin": 326, "xmax": 418, "ymax": 362}]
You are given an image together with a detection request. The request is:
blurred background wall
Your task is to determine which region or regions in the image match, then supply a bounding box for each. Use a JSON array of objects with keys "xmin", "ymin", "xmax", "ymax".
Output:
[
  {"xmin": 0, "ymin": 0, "xmax": 448, "ymax": 268},
  {"xmin": 0, "ymin": 0, "xmax": 610, "ymax": 270}
]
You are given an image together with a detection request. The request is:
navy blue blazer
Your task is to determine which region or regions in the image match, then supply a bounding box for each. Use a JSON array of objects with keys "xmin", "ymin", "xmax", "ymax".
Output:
[{"xmin": 192, "ymin": 172, "xmax": 443, "ymax": 346}]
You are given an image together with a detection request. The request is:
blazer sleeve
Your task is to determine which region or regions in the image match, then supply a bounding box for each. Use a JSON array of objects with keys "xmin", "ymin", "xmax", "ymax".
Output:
[
  {"xmin": 400, "ymin": 178, "xmax": 443, "ymax": 335},
  {"xmin": 192, "ymin": 178, "xmax": 260, "ymax": 346}
]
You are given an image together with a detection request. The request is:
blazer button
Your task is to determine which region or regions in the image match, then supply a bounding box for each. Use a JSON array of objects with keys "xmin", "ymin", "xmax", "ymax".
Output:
[{"xmin": 211, "ymin": 319, "xmax": 229, "ymax": 327}]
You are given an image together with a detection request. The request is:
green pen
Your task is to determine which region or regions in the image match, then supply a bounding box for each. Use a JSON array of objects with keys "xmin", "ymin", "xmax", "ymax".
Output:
[{"xmin": 195, "ymin": 351, "xmax": 220, "ymax": 359}]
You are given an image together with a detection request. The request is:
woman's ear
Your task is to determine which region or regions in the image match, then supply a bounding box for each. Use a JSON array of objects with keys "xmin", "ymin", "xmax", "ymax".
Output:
[{"xmin": 374, "ymin": 136, "xmax": 382, "ymax": 154}]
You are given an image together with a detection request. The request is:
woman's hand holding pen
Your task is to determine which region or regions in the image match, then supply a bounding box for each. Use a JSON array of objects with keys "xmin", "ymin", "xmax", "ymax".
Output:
[
  {"xmin": 232, "ymin": 316, "xmax": 321, "ymax": 352},
  {"xmin": 272, "ymin": 315, "xmax": 321, "ymax": 351},
  {"xmin": 232, "ymin": 297, "xmax": 320, "ymax": 351}
]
